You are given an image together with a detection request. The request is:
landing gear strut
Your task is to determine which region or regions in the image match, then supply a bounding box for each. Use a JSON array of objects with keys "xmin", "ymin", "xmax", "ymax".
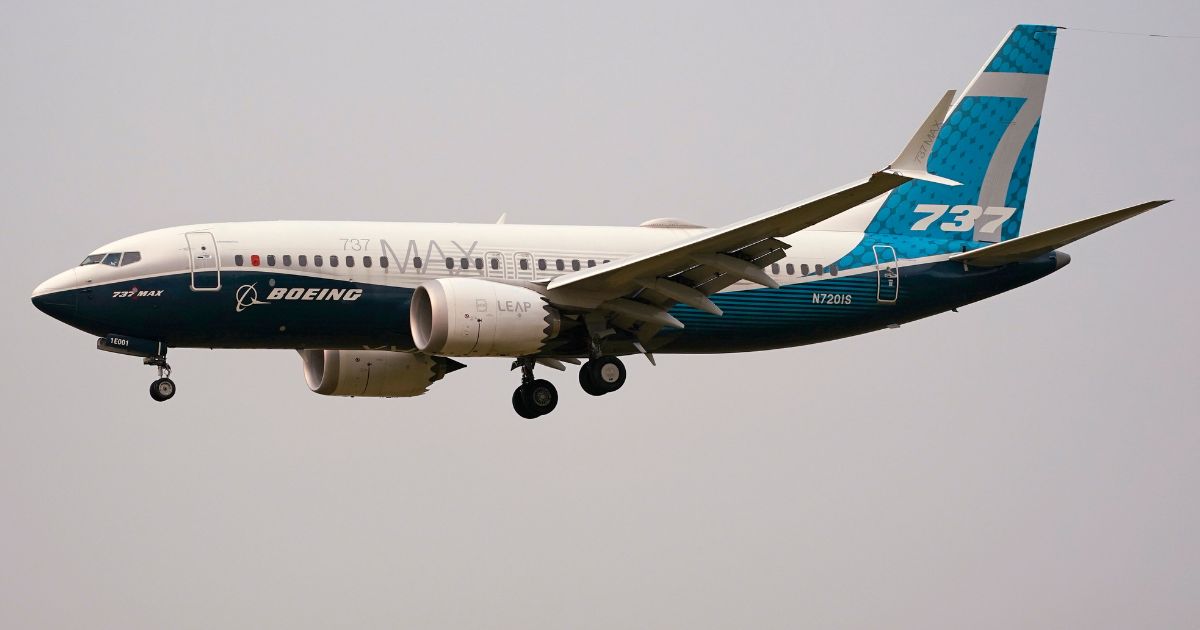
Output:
[
  {"xmin": 579, "ymin": 356, "xmax": 626, "ymax": 396},
  {"xmin": 511, "ymin": 358, "xmax": 558, "ymax": 418},
  {"xmin": 144, "ymin": 355, "xmax": 176, "ymax": 402}
]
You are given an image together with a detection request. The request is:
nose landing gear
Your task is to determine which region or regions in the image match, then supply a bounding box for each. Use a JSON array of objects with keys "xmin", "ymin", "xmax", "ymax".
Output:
[
  {"xmin": 95, "ymin": 335, "xmax": 177, "ymax": 402},
  {"xmin": 144, "ymin": 355, "xmax": 176, "ymax": 402}
]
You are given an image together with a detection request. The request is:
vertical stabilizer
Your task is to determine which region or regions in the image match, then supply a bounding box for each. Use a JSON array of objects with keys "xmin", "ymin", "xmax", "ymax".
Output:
[{"xmin": 862, "ymin": 24, "xmax": 1059, "ymax": 244}]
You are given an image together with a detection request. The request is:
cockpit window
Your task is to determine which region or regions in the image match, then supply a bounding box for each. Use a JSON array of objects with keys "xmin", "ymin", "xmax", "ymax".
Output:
[
  {"xmin": 101, "ymin": 253, "xmax": 121, "ymax": 267},
  {"xmin": 120, "ymin": 252, "xmax": 141, "ymax": 266},
  {"xmin": 80, "ymin": 254, "xmax": 105, "ymax": 266}
]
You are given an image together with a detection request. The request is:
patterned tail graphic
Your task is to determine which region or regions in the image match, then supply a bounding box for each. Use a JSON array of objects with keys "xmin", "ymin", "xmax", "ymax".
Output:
[{"xmin": 865, "ymin": 24, "xmax": 1059, "ymax": 244}]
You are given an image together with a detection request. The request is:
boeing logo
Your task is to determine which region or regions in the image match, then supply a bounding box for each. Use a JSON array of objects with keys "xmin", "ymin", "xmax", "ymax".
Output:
[
  {"xmin": 234, "ymin": 284, "xmax": 269, "ymax": 312},
  {"xmin": 236, "ymin": 284, "xmax": 363, "ymax": 312}
]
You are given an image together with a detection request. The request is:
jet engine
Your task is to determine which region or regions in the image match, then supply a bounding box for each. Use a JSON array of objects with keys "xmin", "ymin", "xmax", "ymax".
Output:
[
  {"xmin": 410, "ymin": 278, "xmax": 561, "ymax": 357},
  {"xmin": 299, "ymin": 349, "xmax": 464, "ymax": 397}
]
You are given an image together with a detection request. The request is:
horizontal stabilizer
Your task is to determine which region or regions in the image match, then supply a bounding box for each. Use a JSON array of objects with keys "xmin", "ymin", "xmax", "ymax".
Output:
[{"xmin": 949, "ymin": 200, "xmax": 1170, "ymax": 267}]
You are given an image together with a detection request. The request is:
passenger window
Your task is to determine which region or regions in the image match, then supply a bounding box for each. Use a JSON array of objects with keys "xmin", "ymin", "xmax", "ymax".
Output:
[
  {"xmin": 363, "ymin": 256, "xmax": 372, "ymax": 268},
  {"xmin": 460, "ymin": 257, "xmax": 469, "ymax": 269},
  {"xmin": 445, "ymin": 257, "xmax": 454, "ymax": 269},
  {"xmin": 771, "ymin": 263, "xmax": 780, "ymax": 274},
  {"xmin": 475, "ymin": 258, "xmax": 483, "ymax": 270},
  {"xmin": 251, "ymin": 254, "xmax": 261, "ymax": 267},
  {"xmin": 555, "ymin": 259, "xmax": 564, "ymax": 271},
  {"xmin": 267, "ymin": 255, "xmax": 276, "ymax": 266},
  {"xmin": 519, "ymin": 258, "xmax": 529, "ymax": 270},
  {"xmin": 538, "ymin": 259, "xmax": 547, "ymax": 271},
  {"xmin": 235, "ymin": 254, "xmax": 244, "ymax": 266},
  {"xmin": 330, "ymin": 255, "xmax": 339, "ymax": 268},
  {"xmin": 299, "ymin": 255, "xmax": 308, "ymax": 267},
  {"xmin": 413, "ymin": 256, "xmax": 422, "ymax": 269},
  {"xmin": 120, "ymin": 252, "xmax": 141, "ymax": 266},
  {"xmin": 571, "ymin": 259, "xmax": 581, "ymax": 271},
  {"xmin": 588, "ymin": 260, "xmax": 596, "ymax": 267},
  {"xmin": 380, "ymin": 256, "xmax": 389, "ymax": 269},
  {"xmin": 786, "ymin": 263, "xmax": 794, "ymax": 275},
  {"xmin": 490, "ymin": 258, "xmax": 499, "ymax": 270},
  {"xmin": 282, "ymin": 255, "xmax": 292, "ymax": 266},
  {"xmin": 829, "ymin": 263, "xmax": 839, "ymax": 276},
  {"xmin": 314, "ymin": 255, "xmax": 323, "ymax": 267},
  {"xmin": 80, "ymin": 254, "xmax": 105, "ymax": 266},
  {"xmin": 346, "ymin": 256, "xmax": 355, "ymax": 268},
  {"xmin": 102, "ymin": 253, "xmax": 121, "ymax": 267},
  {"xmin": 801, "ymin": 264, "xmax": 810, "ymax": 276},
  {"xmin": 815, "ymin": 264, "xmax": 824, "ymax": 276}
]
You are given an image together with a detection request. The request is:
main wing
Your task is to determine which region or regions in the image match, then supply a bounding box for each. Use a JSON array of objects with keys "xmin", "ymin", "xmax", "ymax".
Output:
[{"xmin": 543, "ymin": 91, "xmax": 960, "ymax": 344}]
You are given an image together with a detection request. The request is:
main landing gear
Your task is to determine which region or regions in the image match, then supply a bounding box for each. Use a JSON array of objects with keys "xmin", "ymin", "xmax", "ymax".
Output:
[
  {"xmin": 579, "ymin": 356, "xmax": 626, "ymax": 396},
  {"xmin": 510, "ymin": 356, "xmax": 627, "ymax": 418},
  {"xmin": 144, "ymin": 355, "xmax": 176, "ymax": 402},
  {"xmin": 512, "ymin": 359, "xmax": 558, "ymax": 419}
]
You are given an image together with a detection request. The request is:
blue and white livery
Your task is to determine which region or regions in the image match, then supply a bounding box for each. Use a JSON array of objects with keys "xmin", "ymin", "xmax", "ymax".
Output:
[{"xmin": 31, "ymin": 25, "xmax": 1168, "ymax": 417}]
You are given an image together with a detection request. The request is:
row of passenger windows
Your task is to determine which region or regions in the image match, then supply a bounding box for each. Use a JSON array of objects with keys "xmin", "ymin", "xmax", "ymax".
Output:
[
  {"xmin": 771, "ymin": 262, "xmax": 839, "ymax": 277},
  {"xmin": 78, "ymin": 249, "xmax": 832, "ymax": 278},
  {"xmin": 232, "ymin": 253, "xmax": 611, "ymax": 272},
  {"xmin": 80, "ymin": 251, "xmax": 141, "ymax": 267},
  {"xmin": 234, "ymin": 253, "xmax": 388, "ymax": 269}
]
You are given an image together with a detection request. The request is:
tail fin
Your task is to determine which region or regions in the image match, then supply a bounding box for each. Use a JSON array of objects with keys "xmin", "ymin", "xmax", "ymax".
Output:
[{"xmin": 866, "ymin": 24, "xmax": 1059, "ymax": 243}]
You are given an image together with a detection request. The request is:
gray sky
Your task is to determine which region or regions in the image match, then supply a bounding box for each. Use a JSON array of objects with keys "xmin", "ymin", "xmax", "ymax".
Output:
[{"xmin": 3, "ymin": 1, "xmax": 1198, "ymax": 628}]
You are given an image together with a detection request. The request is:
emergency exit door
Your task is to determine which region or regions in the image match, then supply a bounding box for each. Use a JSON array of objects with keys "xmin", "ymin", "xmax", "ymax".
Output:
[{"xmin": 873, "ymin": 244, "xmax": 898, "ymax": 303}]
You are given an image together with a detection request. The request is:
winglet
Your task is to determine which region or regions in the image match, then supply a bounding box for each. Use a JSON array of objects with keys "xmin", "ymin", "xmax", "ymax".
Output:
[{"xmin": 884, "ymin": 90, "xmax": 961, "ymax": 187}]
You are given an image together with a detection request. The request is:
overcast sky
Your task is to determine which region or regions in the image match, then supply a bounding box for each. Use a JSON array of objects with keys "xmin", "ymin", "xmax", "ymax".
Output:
[{"xmin": 3, "ymin": 1, "xmax": 1199, "ymax": 628}]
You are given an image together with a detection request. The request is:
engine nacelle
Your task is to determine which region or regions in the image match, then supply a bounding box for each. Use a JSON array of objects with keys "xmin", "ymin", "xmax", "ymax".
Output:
[
  {"xmin": 410, "ymin": 278, "xmax": 561, "ymax": 357},
  {"xmin": 299, "ymin": 349, "xmax": 463, "ymax": 397}
]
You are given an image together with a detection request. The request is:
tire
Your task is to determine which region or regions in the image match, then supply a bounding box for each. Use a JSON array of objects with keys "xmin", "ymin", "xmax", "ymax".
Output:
[
  {"xmin": 588, "ymin": 356, "xmax": 626, "ymax": 394},
  {"xmin": 150, "ymin": 378, "xmax": 176, "ymax": 402},
  {"xmin": 512, "ymin": 387, "xmax": 541, "ymax": 419},
  {"xmin": 578, "ymin": 365, "xmax": 606, "ymax": 396},
  {"xmin": 524, "ymin": 379, "xmax": 559, "ymax": 416}
]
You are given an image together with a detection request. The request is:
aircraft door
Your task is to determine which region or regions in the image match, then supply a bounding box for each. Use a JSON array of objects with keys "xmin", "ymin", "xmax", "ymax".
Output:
[
  {"xmin": 185, "ymin": 232, "xmax": 221, "ymax": 291},
  {"xmin": 485, "ymin": 252, "xmax": 507, "ymax": 279},
  {"xmin": 514, "ymin": 252, "xmax": 535, "ymax": 281},
  {"xmin": 873, "ymin": 244, "xmax": 898, "ymax": 303}
]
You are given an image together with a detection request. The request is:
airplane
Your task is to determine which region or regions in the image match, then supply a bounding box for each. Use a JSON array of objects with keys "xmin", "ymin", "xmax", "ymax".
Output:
[{"xmin": 31, "ymin": 24, "xmax": 1168, "ymax": 418}]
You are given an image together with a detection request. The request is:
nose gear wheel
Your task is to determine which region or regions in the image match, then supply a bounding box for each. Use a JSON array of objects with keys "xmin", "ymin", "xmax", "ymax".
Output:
[{"xmin": 143, "ymin": 354, "xmax": 176, "ymax": 402}]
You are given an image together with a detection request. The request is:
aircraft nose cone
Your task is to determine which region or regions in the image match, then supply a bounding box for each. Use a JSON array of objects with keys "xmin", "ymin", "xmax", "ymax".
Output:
[
  {"xmin": 31, "ymin": 291, "xmax": 78, "ymax": 321},
  {"xmin": 32, "ymin": 269, "xmax": 79, "ymax": 320}
]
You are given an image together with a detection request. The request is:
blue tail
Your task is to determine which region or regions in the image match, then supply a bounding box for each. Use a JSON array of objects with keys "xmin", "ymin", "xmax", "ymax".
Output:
[{"xmin": 866, "ymin": 24, "xmax": 1059, "ymax": 244}]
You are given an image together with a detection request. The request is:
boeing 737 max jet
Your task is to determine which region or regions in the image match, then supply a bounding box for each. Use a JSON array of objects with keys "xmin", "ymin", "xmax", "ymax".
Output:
[{"xmin": 31, "ymin": 25, "xmax": 1167, "ymax": 417}]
